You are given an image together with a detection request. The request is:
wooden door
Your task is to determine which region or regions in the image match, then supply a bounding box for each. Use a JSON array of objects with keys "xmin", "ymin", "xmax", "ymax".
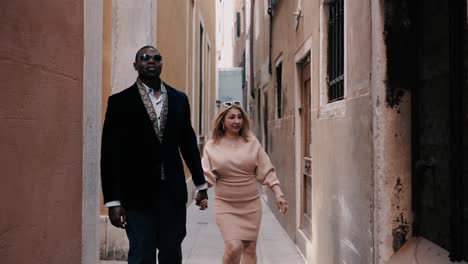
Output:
[{"xmin": 300, "ymin": 57, "xmax": 312, "ymax": 240}]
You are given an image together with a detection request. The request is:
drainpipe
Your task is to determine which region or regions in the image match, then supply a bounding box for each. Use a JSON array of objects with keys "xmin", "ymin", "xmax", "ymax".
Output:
[
  {"xmin": 250, "ymin": 0, "xmax": 256, "ymax": 99},
  {"xmin": 267, "ymin": 2, "xmax": 273, "ymax": 74}
]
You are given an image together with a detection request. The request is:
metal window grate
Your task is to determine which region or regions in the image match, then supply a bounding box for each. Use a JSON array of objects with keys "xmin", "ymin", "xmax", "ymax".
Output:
[{"xmin": 328, "ymin": 0, "xmax": 344, "ymax": 102}]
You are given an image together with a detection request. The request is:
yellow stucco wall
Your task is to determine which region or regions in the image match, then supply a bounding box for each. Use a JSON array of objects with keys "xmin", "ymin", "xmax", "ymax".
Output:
[
  {"xmin": 157, "ymin": 0, "xmax": 188, "ymax": 92},
  {"xmin": 100, "ymin": 0, "xmax": 113, "ymax": 215}
]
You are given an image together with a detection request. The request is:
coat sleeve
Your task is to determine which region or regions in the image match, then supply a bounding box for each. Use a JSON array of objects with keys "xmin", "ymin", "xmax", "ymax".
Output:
[
  {"xmin": 255, "ymin": 139, "xmax": 280, "ymax": 188},
  {"xmin": 201, "ymin": 145, "xmax": 216, "ymax": 187},
  {"xmin": 100, "ymin": 96, "xmax": 123, "ymax": 204},
  {"xmin": 179, "ymin": 94, "xmax": 206, "ymax": 187}
]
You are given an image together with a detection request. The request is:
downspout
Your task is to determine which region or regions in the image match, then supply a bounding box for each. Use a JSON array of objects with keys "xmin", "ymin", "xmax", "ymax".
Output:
[
  {"xmin": 250, "ymin": 0, "xmax": 256, "ymax": 98},
  {"xmin": 267, "ymin": 2, "xmax": 273, "ymax": 74}
]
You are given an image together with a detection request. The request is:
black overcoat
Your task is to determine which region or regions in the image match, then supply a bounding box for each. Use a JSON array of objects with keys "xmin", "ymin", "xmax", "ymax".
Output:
[{"xmin": 100, "ymin": 82, "xmax": 206, "ymax": 243}]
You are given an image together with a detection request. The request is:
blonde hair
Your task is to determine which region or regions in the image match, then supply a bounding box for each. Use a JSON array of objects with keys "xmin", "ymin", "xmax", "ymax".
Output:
[{"xmin": 210, "ymin": 105, "xmax": 252, "ymax": 143}]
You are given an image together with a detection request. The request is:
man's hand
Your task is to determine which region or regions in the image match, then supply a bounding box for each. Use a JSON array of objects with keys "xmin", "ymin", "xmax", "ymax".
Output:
[
  {"xmin": 195, "ymin": 189, "xmax": 208, "ymax": 210},
  {"xmin": 108, "ymin": 206, "xmax": 127, "ymax": 228}
]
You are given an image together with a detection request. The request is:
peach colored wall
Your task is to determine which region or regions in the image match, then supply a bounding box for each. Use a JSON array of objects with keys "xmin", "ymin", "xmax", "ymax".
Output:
[
  {"xmin": 101, "ymin": 0, "xmax": 113, "ymax": 216},
  {"xmin": 158, "ymin": 0, "xmax": 216, "ymax": 140},
  {"xmin": 0, "ymin": 0, "xmax": 84, "ymax": 263},
  {"xmin": 157, "ymin": 0, "xmax": 189, "ymax": 92}
]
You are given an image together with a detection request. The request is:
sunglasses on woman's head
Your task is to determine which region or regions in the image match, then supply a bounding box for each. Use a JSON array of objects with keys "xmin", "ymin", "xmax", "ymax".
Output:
[
  {"xmin": 139, "ymin": 54, "xmax": 163, "ymax": 62},
  {"xmin": 222, "ymin": 101, "xmax": 241, "ymax": 108}
]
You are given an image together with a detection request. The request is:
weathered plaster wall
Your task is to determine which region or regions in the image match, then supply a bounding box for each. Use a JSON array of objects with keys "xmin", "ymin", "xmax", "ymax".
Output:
[
  {"xmin": 310, "ymin": 0, "xmax": 374, "ymax": 263},
  {"xmin": 102, "ymin": 0, "xmax": 113, "ymax": 119},
  {"xmin": 311, "ymin": 96, "xmax": 374, "ymax": 264},
  {"xmin": 266, "ymin": 117, "xmax": 297, "ymax": 234},
  {"xmin": 373, "ymin": 0, "xmax": 412, "ymax": 262},
  {"xmin": 111, "ymin": 0, "xmax": 156, "ymax": 94},
  {"xmin": 83, "ymin": 0, "xmax": 103, "ymax": 263},
  {"xmin": 261, "ymin": 0, "xmax": 316, "ymax": 240},
  {"xmin": 0, "ymin": 0, "xmax": 84, "ymax": 263}
]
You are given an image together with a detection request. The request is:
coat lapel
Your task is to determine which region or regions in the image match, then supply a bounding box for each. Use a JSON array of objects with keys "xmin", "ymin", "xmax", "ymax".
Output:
[{"xmin": 137, "ymin": 81, "xmax": 163, "ymax": 142}]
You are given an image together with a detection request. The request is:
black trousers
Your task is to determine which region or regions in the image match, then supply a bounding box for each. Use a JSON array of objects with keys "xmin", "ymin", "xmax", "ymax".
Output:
[{"xmin": 125, "ymin": 186, "xmax": 185, "ymax": 264}]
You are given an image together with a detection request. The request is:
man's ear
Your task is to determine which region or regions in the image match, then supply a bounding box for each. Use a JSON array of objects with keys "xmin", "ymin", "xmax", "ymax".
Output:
[{"xmin": 133, "ymin": 62, "xmax": 137, "ymax": 70}]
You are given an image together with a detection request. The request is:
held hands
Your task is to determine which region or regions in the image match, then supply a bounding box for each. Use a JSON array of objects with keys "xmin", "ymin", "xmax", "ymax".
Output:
[
  {"xmin": 108, "ymin": 206, "xmax": 127, "ymax": 229},
  {"xmin": 195, "ymin": 189, "xmax": 209, "ymax": 210}
]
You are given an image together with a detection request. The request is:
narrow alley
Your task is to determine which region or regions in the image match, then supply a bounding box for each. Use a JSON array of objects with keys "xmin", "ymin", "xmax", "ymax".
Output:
[{"xmin": 1, "ymin": 0, "xmax": 467, "ymax": 264}]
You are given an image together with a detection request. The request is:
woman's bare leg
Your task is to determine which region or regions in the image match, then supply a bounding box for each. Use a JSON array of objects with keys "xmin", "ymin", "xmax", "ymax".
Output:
[
  {"xmin": 223, "ymin": 240, "xmax": 244, "ymax": 264},
  {"xmin": 240, "ymin": 240, "xmax": 257, "ymax": 264}
]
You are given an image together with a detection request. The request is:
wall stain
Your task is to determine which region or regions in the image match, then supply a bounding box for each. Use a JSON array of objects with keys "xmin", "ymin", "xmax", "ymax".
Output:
[
  {"xmin": 394, "ymin": 177, "xmax": 403, "ymax": 194},
  {"xmin": 391, "ymin": 177, "xmax": 409, "ymax": 252},
  {"xmin": 392, "ymin": 213, "xmax": 410, "ymax": 252}
]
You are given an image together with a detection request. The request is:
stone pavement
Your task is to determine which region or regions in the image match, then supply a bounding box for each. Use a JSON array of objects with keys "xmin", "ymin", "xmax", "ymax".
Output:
[{"xmin": 101, "ymin": 189, "xmax": 305, "ymax": 264}]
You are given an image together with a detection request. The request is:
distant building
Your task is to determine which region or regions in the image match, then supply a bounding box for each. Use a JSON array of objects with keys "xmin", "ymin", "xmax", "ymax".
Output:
[
  {"xmin": 218, "ymin": 67, "xmax": 243, "ymax": 105},
  {"xmin": 216, "ymin": 0, "xmax": 248, "ymax": 110}
]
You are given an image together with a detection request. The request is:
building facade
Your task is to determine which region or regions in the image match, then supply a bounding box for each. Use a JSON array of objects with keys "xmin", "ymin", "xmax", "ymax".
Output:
[
  {"xmin": 243, "ymin": 0, "xmax": 467, "ymax": 263},
  {"xmin": 100, "ymin": 0, "xmax": 217, "ymax": 260},
  {"xmin": 0, "ymin": 0, "xmax": 102, "ymax": 263},
  {"xmin": 0, "ymin": 0, "xmax": 216, "ymax": 263}
]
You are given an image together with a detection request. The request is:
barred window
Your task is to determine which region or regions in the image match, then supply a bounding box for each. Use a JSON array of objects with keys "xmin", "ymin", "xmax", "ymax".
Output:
[{"xmin": 328, "ymin": 0, "xmax": 344, "ymax": 102}]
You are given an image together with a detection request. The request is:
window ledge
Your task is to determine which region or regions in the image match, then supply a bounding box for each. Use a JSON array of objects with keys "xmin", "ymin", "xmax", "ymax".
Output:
[{"xmin": 318, "ymin": 98, "xmax": 346, "ymax": 119}]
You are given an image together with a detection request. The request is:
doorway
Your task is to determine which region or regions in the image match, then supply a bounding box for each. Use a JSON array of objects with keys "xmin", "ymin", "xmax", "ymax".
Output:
[
  {"xmin": 411, "ymin": 0, "xmax": 467, "ymax": 261},
  {"xmin": 299, "ymin": 54, "xmax": 312, "ymax": 240}
]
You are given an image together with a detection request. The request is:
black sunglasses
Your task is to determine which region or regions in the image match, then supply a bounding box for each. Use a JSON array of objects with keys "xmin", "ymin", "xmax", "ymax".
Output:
[{"xmin": 139, "ymin": 54, "xmax": 162, "ymax": 62}]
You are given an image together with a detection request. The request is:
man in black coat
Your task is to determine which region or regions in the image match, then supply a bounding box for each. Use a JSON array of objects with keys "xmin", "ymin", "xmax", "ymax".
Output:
[{"xmin": 101, "ymin": 45, "xmax": 208, "ymax": 264}]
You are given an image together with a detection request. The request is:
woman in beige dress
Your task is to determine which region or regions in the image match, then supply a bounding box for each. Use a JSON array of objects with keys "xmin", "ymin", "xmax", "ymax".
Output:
[{"xmin": 201, "ymin": 101, "xmax": 288, "ymax": 264}]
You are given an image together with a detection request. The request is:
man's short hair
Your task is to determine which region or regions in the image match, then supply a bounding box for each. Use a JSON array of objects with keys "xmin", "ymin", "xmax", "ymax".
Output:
[{"xmin": 135, "ymin": 45, "xmax": 157, "ymax": 62}]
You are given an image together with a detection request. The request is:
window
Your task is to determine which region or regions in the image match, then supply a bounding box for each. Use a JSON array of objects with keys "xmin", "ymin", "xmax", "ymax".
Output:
[
  {"xmin": 236, "ymin": 12, "xmax": 241, "ymax": 37},
  {"xmin": 199, "ymin": 24, "xmax": 204, "ymax": 135},
  {"xmin": 327, "ymin": 0, "xmax": 344, "ymax": 102},
  {"xmin": 276, "ymin": 62, "xmax": 283, "ymax": 118}
]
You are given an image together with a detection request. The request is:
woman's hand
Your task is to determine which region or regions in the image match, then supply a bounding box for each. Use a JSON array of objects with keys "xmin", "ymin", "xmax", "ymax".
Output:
[
  {"xmin": 271, "ymin": 185, "xmax": 288, "ymax": 214},
  {"xmin": 275, "ymin": 195, "xmax": 288, "ymax": 214}
]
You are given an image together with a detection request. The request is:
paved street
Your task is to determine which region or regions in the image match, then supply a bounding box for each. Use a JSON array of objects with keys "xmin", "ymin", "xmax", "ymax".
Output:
[{"xmin": 101, "ymin": 189, "xmax": 305, "ymax": 264}]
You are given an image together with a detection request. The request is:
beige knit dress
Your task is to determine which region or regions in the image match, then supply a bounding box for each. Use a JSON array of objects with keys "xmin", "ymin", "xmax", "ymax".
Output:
[{"xmin": 202, "ymin": 136, "xmax": 282, "ymax": 241}]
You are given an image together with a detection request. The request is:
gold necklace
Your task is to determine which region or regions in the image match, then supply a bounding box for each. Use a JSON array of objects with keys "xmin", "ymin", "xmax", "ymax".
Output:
[{"xmin": 225, "ymin": 136, "xmax": 240, "ymax": 151}]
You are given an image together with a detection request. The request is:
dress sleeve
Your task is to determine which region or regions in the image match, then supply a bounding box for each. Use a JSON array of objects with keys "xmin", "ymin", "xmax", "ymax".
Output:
[
  {"xmin": 201, "ymin": 146, "xmax": 216, "ymax": 187},
  {"xmin": 255, "ymin": 140, "xmax": 280, "ymax": 188}
]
